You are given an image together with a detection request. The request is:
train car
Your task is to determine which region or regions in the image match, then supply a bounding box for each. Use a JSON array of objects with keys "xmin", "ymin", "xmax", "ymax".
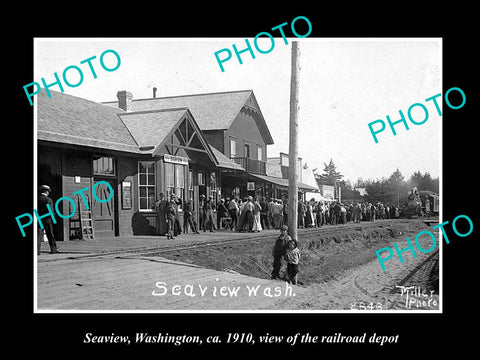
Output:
[
  {"xmin": 418, "ymin": 190, "xmax": 439, "ymax": 215},
  {"xmin": 401, "ymin": 187, "xmax": 422, "ymax": 218},
  {"xmin": 402, "ymin": 199, "xmax": 422, "ymax": 218}
]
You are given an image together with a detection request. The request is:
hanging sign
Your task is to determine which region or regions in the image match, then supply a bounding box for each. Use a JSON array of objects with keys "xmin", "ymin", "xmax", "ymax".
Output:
[{"xmin": 164, "ymin": 154, "xmax": 188, "ymax": 165}]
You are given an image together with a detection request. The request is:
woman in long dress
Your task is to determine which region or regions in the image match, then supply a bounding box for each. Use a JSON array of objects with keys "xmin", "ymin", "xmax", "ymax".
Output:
[
  {"xmin": 252, "ymin": 197, "xmax": 263, "ymax": 232},
  {"xmin": 305, "ymin": 202, "xmax": 314, "ymax": 228},
  {"xmin": 236, "ymin": 198, "xmax": 246, "ymax": 231}
]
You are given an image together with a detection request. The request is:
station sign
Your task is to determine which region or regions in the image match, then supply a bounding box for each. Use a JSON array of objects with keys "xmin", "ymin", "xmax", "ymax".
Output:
[{"xmin": 164, "ymin": 154, "xmax": 188, "ymax": 165}]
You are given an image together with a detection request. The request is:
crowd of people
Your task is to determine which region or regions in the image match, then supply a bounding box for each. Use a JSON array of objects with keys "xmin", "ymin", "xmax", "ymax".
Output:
[
  {"xmin": 147, "ymin": 191, "xmax": 407, "ymax": 286},
  {"xmin": 154, "ymin": 192, "xmax": 402, "ymax": 240},
  {"xmin": 296, "ymin": 199, "xmax": 401, "ymax": 227},
  {"xmin": 215, "ymin": 196, "xmax": 401, "ymax": 233}
]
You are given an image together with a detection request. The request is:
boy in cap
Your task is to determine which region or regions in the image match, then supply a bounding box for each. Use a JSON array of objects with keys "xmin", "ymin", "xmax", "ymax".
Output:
[{"xmin": 271, "ymin": 225, "xmax": 291, "ymax": 279}]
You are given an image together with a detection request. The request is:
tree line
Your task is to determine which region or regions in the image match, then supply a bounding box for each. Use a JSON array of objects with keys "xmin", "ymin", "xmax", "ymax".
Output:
[{"xmin": 313, "ymin": 159, "xmax": 439, "ymax": 205}]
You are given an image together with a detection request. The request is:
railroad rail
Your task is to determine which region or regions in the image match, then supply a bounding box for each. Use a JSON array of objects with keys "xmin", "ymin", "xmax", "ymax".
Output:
[
  {"xmin": 114, "ymin": 219, "xmax": 409, "ymax": 258},
  {"xmin": 41, "ymin": 219, "xmax": 413, "ymax": 263},
  {"xmin": 352, "ymin": 248, "xmax": 439, "ymax": 310},
  {"xmin": 385, "ymin": 249, "xmax": 439, "ymax": 310}
]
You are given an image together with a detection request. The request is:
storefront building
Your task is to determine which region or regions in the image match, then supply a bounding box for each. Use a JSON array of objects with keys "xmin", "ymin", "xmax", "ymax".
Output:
[{"xmin": 264, "ymin": 152, "xmax": 319, "ymax": 200}]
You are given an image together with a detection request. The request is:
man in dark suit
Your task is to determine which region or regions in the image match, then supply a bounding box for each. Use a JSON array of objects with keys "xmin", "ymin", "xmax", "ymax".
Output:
[
  {"xmin": 203, "ymin": 195, "xmax": 216, "ymax": 232},
  {"xmin": 155, "ymin": 192, "xmax": 168, "ymax": 236},
  {"xmin": 184, "ymin": 198, "xmax": 200, "ymax": 234},
  {"xmin": 37, "ymin": 185, "xmax": 59, "ymax": 254},
  {"xmin": 165, "ymin": 194, "xmax": 178, "ymax": 240}
]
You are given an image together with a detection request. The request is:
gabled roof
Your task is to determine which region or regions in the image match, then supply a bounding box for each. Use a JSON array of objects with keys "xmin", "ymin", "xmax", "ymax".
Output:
[
  {"xmin": 37, "ymin": 91, "xmax": 249, "ymax": 171},
  {"xmin": 37, "ymin": 90, "xmax": 140, "ymax": 153},
  {"xmin": 118, "ymin": 108, "xmax": 188, "ymax": 150},
  {"xmin": 103, "ymin": 90, "xmax": 274, "ymax": 145}
]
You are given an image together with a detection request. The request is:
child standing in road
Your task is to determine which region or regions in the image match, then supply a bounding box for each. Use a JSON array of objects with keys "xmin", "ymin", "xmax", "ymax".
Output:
[{"xmin": 285, "ymin": 239, "xmax": 300, "ymax": 285}]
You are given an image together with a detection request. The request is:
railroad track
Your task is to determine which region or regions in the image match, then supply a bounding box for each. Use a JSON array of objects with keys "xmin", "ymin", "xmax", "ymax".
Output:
[
  {"xmin": 352, "ymin": 248, "xmax": 440, "ymax": 310},
  {"xmin": 384, "ymin": 249, "xmax": 439, "ymax": 310},
  {"xmin": 41, "ymin": 219, "xmax": 413, "ymax": 263},
  {"xmin": 116, "ymin": 219, "xmax": 408, "ymax": 257}
]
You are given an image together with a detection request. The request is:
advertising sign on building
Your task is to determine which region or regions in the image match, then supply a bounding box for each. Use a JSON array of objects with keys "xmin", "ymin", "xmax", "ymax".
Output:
[{"xmin": 321, "ymin": 184, "xmax": 335, "ymax": 200}]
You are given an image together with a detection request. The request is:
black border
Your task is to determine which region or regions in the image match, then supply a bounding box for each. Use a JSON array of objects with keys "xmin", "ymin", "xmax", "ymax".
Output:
[{"xmin": 9, "ymin": 7, "xmax": 478, "ymax": 356}]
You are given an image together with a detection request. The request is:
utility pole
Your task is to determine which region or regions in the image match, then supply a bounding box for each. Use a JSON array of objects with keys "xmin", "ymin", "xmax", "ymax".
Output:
[{"xmin": 288, "ymin": 41, "xmax": 300, "ymax": 241}]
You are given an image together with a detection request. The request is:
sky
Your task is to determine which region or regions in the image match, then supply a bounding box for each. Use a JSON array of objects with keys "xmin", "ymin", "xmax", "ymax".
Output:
[{"xmin": 34, "ymin": 38, "xmax": 441, "ymax": 184}]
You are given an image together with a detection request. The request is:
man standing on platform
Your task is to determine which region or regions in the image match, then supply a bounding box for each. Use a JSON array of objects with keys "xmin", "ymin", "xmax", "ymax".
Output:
[
  {"xmin": 37, "ymin": 185, "xmax": 59, "ymax": 254},
  {"xmin": 260, "ymin": 196, "xmax": 270, "ymax": 230},
  {"xmin": 228, "ymin": 196, "xmax": 239, "ymax": 230},
  {"xmin": 165, "ymin": 194, "xmax": 179, "ymax": 240},
  {"xmin": 184, "ymin": 198, "xmax": 200, "ymax": 234},
  {"xmin": 199, "ymin": 194, "xmax": 206, "ymax": 232},
  {"xmin": 204, "ymin": 195, "xmax": 216, "ymax": 232},
  {"xmin": 155, "ymin": 193, "xmax": 167, "ymax": 236}
]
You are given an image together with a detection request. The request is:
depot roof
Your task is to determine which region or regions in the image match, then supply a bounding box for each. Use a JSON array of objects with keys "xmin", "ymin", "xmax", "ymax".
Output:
[
  {"xmin": 102, "ymin": 89, "xmax": 274, "ymax": 145},
  {"xmin": 37, "ymin": 91, "xmax": 243, "ymax": 170},
  {"xmin": 37, "ymin": 90, "xmax": 140, "ymax": 153}
]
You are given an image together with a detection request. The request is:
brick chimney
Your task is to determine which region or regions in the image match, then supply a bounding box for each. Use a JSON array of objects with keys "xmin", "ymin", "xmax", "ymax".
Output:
[{"xmin": 117, "ymin": 90, "xmax": 133, "ymax": 112}]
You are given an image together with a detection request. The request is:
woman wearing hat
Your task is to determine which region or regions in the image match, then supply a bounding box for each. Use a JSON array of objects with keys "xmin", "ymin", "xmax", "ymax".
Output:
[
  {"xmin": 243, "ymin": 196, "xmax": 255, "ymax": 232},
  {"xmin": 252, "ymin": 197, "xmax": 262, "ymax": 232}
]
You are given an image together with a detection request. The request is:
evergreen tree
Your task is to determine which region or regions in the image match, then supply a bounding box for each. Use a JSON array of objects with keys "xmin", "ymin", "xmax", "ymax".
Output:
[
  {"xmin": 409, "ymin": 171, "xmax": 439, "ymax": 192},
  {"xmin": 388, "ymin": 168, "xmax": 404, "ymax": 188},
  {"xmin": 315, "ymin": 158, "xmax": 343, "ymax": 185}
]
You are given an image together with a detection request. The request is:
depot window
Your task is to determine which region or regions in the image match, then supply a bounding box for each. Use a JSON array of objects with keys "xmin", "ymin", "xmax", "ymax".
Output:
[
  {"xmin": 165, "ymin": 162, "xmax": 186, "ymax": 210},
  {"xmin": 257, "ymin": 145, "xmax": 263, "ymax": 161},
  {"xmin": 230, "ymin": 138, "xmax": 236, "ymax": 158},
  {"xmin": 210, "ymin": 172, "xmax": 217, "ymax": 202},
  {"xmin": 198, "ymin": 171, "xmax": 205, "ymax": 186},
  {"xmin": 93, "ymin": 156, "xmax": 115, "ymax": 175},
  {"xmin": 138, "ymin": 161, "xmax": 156, "ymax": 211},
  {"xmin": 188, "ymin": 170, "xmax": 194, "ymax": 201}
]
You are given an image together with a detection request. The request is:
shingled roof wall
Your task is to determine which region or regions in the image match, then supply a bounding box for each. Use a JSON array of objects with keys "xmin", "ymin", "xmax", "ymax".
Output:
[
  {"xmin": 37, "ymin": 91, "xmax": 140, "ymax": 152},
  {"xmin": 103, "ymin": 90, "xmax": 252, "ymax": 131}
]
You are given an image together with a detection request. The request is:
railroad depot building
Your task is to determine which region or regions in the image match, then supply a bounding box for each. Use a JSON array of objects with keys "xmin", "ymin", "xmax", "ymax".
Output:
[
  {"xmin": 102, "ymin": 89, "xmax": 275, "ymax": 202},
  {"xmin": 37, "ymin": 89, "xmax": 298, "ymax": 241},
  {"xmin": 38, "ymin": 89, "xmax": 317, "ymax": 241}
]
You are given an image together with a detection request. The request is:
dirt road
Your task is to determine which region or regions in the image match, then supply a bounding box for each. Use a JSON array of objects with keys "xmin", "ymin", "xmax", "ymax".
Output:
[{"xmin": 36, "ymin": 219, "xmax": 440, "ymax": 311}]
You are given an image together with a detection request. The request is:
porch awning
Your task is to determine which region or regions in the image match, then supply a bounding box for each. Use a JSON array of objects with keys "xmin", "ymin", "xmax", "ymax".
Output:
[
  {"xmin": 304, "ymin": 192, "xmax": 332, "ymax": 202},
  {"xmin": 210, "ymin": 145, "xmax": 245, "ymax": 171},
  {"xmin": 249, "ymin": 173, "xmax": 318, "ymax": 192}
]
